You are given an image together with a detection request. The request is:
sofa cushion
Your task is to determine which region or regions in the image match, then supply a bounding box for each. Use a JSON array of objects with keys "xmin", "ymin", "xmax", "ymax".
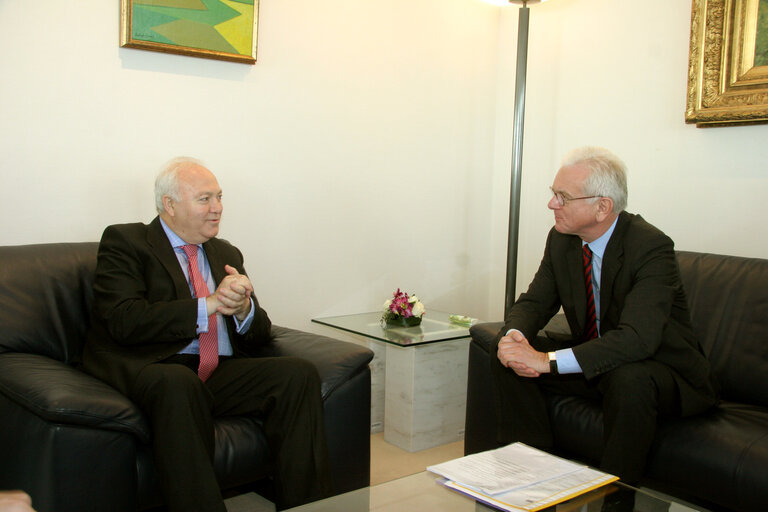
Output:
[
  {"xmin": 645, "ymin": 401, "xmax": 768, "ymax": 512},
  {"xmin": 0, "ymin": 242, "xmax": 98, "ymax": 364},
  {"xmin": 546, "ymin": 394, "xmax": 768, "ymax": 511},
  {"xmin": 676, "ymin": 251, "xmax": 768, "ymax": 408},
  {"xmin": 0, "ymin": 352, "xmax": 150, "ymax": 441}
]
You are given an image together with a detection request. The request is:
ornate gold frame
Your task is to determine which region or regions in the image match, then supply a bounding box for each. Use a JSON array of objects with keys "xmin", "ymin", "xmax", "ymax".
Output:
[{"xmin": 686, "ymin": 0, "xmax": 768, "ymax": 126}]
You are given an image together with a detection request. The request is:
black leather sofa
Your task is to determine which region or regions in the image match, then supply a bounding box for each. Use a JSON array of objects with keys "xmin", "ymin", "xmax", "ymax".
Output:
[
  {"xmin": 0, "ymin": 242, "xmax": 374, "ymax": 512},
  {"xmin": 464, "ymin": 251, "xmax": 768, "ymax": 512}
]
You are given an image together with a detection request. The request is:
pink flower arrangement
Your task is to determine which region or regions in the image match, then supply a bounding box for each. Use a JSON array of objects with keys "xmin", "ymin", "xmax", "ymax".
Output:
[{"xmin": 382, "ymin": 288, "xmax": 426, "ymax": 322}]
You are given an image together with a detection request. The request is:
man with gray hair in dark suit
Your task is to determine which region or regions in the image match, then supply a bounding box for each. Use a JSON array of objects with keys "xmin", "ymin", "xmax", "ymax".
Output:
[
  {"xmin": 492, "ymin": 146, "xmax": 716, "ymax": 483},
  {"xmin": 83, "ymin": 157, "xmax": 331, "ymax": 511}
]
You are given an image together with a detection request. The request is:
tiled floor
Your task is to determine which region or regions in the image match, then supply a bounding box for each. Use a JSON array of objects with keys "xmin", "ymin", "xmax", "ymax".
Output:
[{"xmin": 369, "ymin": 433, "xmax": 464, "ymax": 485}]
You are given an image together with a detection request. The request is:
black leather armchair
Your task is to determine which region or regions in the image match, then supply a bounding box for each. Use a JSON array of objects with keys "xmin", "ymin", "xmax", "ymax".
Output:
[
  {"xmin": 0, "ymin": 242, "xmax": 374, "ymax": 512},
  {"xmin": 464, "ymin": 251, "xmax": 768, "ymax": 512}
]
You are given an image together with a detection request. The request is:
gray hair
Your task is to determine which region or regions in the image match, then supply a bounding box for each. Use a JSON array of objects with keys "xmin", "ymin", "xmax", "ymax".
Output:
[
  {"xmin": 561, "ymin": 146, "xmax": 627, "ymax": 212},
  {"xmin": 154, "ymin": 156, "xmax": 205, "ymax": 214}
]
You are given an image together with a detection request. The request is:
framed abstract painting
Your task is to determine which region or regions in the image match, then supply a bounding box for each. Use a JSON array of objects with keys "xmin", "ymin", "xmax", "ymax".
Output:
[
  {"xmin": 686, "ymin": 0, "xmax": 768, "ymax": 126},
  {"xmin": 120, "ymin": 0, "xmax": 258, "ymax": 64}
]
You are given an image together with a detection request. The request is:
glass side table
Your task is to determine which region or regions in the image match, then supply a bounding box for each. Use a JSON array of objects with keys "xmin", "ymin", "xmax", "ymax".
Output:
[{"xmin": 312, "ymin": 311, "xmax": 479, "ymax": 452}]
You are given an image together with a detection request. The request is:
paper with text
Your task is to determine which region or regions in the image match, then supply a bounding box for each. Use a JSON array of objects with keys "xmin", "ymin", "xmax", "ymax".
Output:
[
  {"xmin": 427, "ymin": 443, "xmax": 619, "ymax": 512},
  {"xmin": 428, "ymin": 442, "xmax": 586, "ymax": 495}
]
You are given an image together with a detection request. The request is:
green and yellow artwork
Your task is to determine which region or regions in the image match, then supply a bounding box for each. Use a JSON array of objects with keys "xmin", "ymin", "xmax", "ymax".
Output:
[
  {"xmin": 122, "ymin": 0, "xmax": 257, "ymax": 64},
  {"xmin": 757, "ymin": 0, "xmax": 768, "ymax": 67}
]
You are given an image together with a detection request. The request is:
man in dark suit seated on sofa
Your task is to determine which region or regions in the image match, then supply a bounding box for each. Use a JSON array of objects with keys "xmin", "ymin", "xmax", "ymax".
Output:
[
  {"xmin": 491, "ymin": 146, "xmax": 717, "ymax": 483},
  {"xmin": 82, "ymin": 157, "xmax": 331, "ymax": 511}
]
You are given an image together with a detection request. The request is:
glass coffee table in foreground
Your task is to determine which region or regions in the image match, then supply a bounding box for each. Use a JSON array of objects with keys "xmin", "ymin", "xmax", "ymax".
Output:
[{"xmin": 285, "ymin": 470, "xmax": 707, "ymax": 511}]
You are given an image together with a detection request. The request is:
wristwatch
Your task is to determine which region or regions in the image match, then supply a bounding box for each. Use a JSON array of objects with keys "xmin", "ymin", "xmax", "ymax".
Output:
[{"xmin": 548, "ymin": 352, "xmax": 559, "ymax": 374}]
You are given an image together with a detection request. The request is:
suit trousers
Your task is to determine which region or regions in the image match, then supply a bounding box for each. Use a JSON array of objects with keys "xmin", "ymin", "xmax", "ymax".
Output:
[
  {"xmin": 490, "ymin": 336, "xmax": 681, "ymax": 483},
  {"xmin": 130, "ymin": 355, "xmax": 332, "ymax": 512}
]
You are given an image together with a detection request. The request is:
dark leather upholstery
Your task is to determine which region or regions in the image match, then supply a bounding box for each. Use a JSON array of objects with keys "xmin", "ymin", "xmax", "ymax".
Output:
[
  {"xmin": 464, "ymin": 251, "xmax": 768, "ymax": 512},
  {"xmin": 0, "ymin": 242, "xmax": 374, "ymax": 512}
]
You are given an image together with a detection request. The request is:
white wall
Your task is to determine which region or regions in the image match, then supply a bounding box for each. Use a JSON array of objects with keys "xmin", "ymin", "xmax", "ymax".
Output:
[
  {"xmin": 489, "ymin": 0, "xmax": 768, "ymax": 312},
  {"xmin": 2, "ymin": 0, "xmax": 766, "ymax": 329},
  {"xmin": 0, "ymin": 0, "xmax": 501, "ymax": 329}
]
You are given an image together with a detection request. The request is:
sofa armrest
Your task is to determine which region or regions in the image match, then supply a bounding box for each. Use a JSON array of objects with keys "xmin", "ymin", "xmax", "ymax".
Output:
[
  {"xmin": 263, "ymin": 326, "xmax": 373, "ymax": 494},
  {"xmin": 469, "ymin": 322, "xmax": 504, "ymax": 354},
  {"xmin": 0, "ymin": 352, "xmax": 150, "ymax": 442},
  {"xmin": 469, "ymin": 315, "xmax": 571, "ymax": 354},
  {"xmin": 464, "ymin": 322, "xmax": 503, "ymax": 455},
  {"xmin": 266, "ymin": 325, "xmax": 373, "ymax": 400}
]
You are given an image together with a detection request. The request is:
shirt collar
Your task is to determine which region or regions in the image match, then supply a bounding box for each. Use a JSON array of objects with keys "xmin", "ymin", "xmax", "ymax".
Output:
[
  {"xmin": 159, "ymin": 217, "xmax": 196, "ymax": 250},
  {"xmin": 583, "ymin": 215, "xmax": 619, "ymax": 259}
]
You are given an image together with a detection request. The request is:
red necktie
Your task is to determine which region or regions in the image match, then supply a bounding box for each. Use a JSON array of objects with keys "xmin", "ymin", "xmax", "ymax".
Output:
[
  {"xmin": 582, "ymin": 245, "xmax": 599, "ymax": 341},
  {"xmin": 181, "ymin": 245, "xmax": 218, "ymax": 382}
]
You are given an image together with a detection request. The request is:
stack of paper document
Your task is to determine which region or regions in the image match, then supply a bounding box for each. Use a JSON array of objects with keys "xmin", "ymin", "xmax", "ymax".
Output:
[{"xmin": 427, "ymin": 443, "xmax": 618, "ymax": 511}]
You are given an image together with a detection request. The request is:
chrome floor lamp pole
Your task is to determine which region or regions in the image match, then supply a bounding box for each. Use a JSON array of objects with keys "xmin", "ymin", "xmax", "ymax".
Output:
[{"xmin": 504, "ymin": 1, "xmax": 530, "ymax": 318}]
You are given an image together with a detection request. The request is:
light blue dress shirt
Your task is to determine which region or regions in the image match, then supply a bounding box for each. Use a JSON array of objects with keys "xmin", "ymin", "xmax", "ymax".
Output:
[{"xmin": 159, "ymin": 218, "xmax": 254, "ymax": 356}]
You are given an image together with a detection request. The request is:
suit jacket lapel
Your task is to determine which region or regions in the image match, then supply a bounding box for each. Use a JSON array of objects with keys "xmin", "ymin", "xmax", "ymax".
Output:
[
  {"xmin": 566, "ymin": 236, "xmax": 588, "ymax": 333},
  {"xmin": 147, "ymin": 217, "xmax": 193, "ymax": 299},
  {"xmin": 599, "ymin": 212, "xmax": 629, "ymax": 326},
  {"xmin": 202, "ymin": 239, "xmax": 225, "ymax": 284}
]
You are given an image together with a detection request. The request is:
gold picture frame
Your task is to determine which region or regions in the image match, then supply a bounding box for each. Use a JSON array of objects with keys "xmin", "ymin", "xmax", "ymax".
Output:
[
  {"xmin": 120, "ymin": 0, "xmax": 258, "ymax": 65},
  {"xmin": 686, "ymin": 0, "xmax": 768, "ymax": 126}
]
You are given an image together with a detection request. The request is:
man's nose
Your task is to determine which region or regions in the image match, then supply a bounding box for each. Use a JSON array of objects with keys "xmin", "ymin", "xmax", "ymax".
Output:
[{"xmin": 547, "ymin": 195, "xmax": 560, "ymax": 210}]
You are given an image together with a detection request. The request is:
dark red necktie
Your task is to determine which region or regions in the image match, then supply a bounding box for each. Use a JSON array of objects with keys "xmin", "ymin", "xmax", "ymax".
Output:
[
  {"xmin": 181, "ymin": 244, "xmax": 219, "ymax": 382},
  {"xmin": 582, "ymin": 245, "xmax": 599, "ymax": 340}
]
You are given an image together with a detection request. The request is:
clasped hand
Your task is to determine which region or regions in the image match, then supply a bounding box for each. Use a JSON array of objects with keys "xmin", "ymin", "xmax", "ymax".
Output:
[
  {"xmin": 206, "ymin": 265, "xmax": 253, "ymax": 322},
  {"xmin": 0, "ymin": 491, "xmax": 35, "ymax": 512},
  {"xmin": 497, "ymin": 330, "xmax": 549, "ymax": 378}
]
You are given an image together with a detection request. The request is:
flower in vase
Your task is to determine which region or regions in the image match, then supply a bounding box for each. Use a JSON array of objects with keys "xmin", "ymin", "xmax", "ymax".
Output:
[{"xmin": 381, "ymin": 288, "xmax": 426, "ymax": 326}]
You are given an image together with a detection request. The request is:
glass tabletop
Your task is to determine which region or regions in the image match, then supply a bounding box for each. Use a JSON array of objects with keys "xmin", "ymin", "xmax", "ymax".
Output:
[
  {"xmin": 284, "ymin": 470, "xmax": 704, "ymax": 512},
  {"xmin": 311, "ymin": 310, "xmax": 477, "ymax": 347}
]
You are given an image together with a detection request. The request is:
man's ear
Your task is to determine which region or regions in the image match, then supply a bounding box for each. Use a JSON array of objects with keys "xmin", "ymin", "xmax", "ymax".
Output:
[
  {"xmin": 162, "ymin": 195, "xmax": 175, "ymax": 217},
  {"xmin": 596, "ymin": 197, "xmax": 614, "ymax": 221}
]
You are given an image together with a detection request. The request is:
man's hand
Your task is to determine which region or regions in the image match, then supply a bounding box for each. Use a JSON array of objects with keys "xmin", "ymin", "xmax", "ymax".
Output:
[
  {"xmin": 497, "ymin": 330, "xmax": 549, "ymax": 378},
  {"xmin": 206, "ymin": 265, "xmax": 253, "ymax": 322},
  {"xmin": 0, "ymin": 491, "xmax": 36, "ymax": 512}
]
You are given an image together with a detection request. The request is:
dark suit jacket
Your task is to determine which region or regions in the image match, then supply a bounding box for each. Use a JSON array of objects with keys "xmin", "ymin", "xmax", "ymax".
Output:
[
  {"xmin": 82, "ymin": 217, "xmax": 272, "ymax": 396},
  {"xmin": 501, "ymin": 211, "xmax": 716, "ymax": 415}
]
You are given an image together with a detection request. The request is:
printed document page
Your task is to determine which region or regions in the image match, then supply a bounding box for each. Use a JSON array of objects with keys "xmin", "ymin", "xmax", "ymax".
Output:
[
  {"xmin": 427, "ymin": 443, "xmax": 618, "ymax": 512},
  {"xmin": 428, "ymin": 442, "xmax": 586, "ymax": 495}
]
